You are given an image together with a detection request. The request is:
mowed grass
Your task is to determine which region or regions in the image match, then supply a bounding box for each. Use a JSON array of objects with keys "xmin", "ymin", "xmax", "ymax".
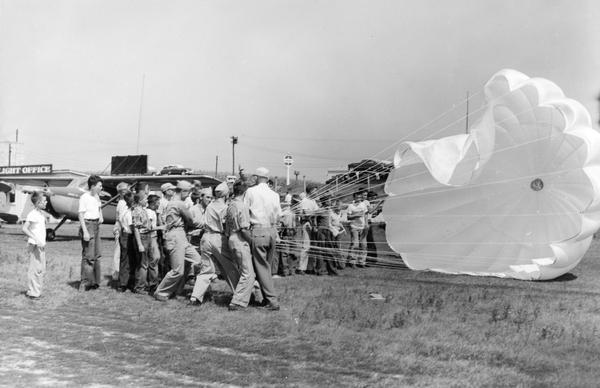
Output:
[{"xmin": 1, "ymin": 223, "xmax": 600, "ymax": 387}]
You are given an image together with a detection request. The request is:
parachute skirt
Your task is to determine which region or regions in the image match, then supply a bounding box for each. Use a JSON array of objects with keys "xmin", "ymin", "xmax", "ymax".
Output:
[{"xmin": 383, "ymin": 69, "xmax": 600, "ymax": 280}]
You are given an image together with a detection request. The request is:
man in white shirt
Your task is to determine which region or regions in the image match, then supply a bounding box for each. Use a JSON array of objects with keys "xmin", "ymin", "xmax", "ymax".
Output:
[
  {"xmin": 78, "ymin": 175, "xmax": 104, "ymax": 290},
  {"xmin": 244, "ymin": 167, "xmax": 281, "ymax": 311}
]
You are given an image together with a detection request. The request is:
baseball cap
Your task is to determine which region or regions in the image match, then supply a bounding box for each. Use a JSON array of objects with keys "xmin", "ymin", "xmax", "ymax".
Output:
[
  {"xmin": 160, "ymin": 182, "xmax": 176, "ymax": 192},
  {"xmin": 176, "ymin": 180, "xmax": 193, "ymax": 190},
  {"xmin": 255, "ymin": 167, "xmax": 269, "ymax": 178},
  {"xmin": 116, "ymin": 182, "xmax": 129, "ymax": 191}
]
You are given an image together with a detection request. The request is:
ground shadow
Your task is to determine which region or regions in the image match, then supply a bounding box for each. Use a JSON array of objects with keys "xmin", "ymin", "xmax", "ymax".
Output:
[
  {"xmin": 67, "ymin": 280, "xmax": 81, "ymax": 290},
  {"xmin": 210, "ymin": 290, "xmax": 233, "ymax": 306},
  {"xmin": 542, "ymin": 273, "xmax": 578, "ymax": 282}
]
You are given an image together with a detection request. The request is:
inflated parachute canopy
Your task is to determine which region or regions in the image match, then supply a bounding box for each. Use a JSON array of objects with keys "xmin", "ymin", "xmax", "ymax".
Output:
[{"xmin": 383, "ymin": 69, "xmax": 600, "ymax": 280}]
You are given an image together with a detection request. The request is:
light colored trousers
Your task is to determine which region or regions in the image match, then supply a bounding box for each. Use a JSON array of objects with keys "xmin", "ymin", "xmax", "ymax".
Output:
[
  {"xmin": 112, "ymin": 233, "xmax": 120, "ymax": 279},
  {"xmin": 250, "ymin": 226, "xmax": 278, "ymax": 305},
  {"xmin": 298, "ymin": 222, "xmax": 312, "ymax": 271},
  {"xmin": 228, "ymin": 232, "xmax": 255, "ymax": 307},
  {"xmin": 156, "ymin": 228, "xmax": 215, "ymax": 299},
  {"xmin": 197, "ymin": 232, "xmax": 240, "ymax": 296},
  {"xmin": 350, "ymin": 228, "xmax": 367, "ymax": 265},
  {"xmin": 27, "ymin": 244, "xmax": 46, "ymax": 297}
]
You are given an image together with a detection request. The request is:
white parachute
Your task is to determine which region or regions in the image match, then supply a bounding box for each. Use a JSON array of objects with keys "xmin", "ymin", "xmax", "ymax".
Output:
[{"xmin": 383, "ymin": 69, "xmax": 600, "ymax": 280}]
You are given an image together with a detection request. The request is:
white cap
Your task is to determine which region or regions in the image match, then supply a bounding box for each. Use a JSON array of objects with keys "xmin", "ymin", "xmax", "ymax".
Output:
[
  {"xmin": 214, "ymin": 182, "xmax": 229, "ymax": 196},
  {"xmin": 255, "ymin": 167, "xmax": 269, "ymax": 178},
  {"xmin": 176, "ymin": 180, "xmax": 193, "ymax": 190}
]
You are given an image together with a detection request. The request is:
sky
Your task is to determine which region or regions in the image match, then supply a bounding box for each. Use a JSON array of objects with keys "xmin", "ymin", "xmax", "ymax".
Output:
[{"xmin": 1, "ymin": 0, "xmax": 599, "ymax": 180}]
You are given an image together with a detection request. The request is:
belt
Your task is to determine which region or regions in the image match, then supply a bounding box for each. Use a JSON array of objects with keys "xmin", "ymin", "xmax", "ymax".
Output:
[
  {"xmin": 84, "ymin": 218, "xmax": 99, "ymax": 222},
  {"xmin": 251, "ymin": 224, "xmax": 274, "ymax": 229}
]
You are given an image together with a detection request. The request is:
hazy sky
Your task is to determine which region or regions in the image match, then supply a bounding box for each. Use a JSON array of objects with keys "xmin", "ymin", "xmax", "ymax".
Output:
[{"xmin": 1, "ymin": 0, "xmax": 599, "ymax": 179}]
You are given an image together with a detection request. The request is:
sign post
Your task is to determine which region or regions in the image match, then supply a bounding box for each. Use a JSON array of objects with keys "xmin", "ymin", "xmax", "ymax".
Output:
[{"xmin": 283, "ymin": 155, "xmax": 293, "ymax": 186}]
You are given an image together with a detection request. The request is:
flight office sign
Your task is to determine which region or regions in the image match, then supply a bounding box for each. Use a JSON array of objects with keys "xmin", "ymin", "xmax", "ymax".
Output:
[{"xmin": 0, "ymin": 164, "xmax": 53, "ymax": 176}]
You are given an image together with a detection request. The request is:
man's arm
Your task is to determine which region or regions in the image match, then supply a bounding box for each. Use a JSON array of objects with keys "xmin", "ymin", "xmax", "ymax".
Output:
[
  {"xmin": 22, "ymin": 220, "xmax": 44, "ymax": 246},
  {"xmin": 79, "ymin": 212, "xmax": 90, "ymax": 241}
]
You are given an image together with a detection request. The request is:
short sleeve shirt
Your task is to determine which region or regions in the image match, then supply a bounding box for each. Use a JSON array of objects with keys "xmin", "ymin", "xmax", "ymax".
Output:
[
  {"xmin": 119, "ymin": 208, "xmax": 133, "ymax": 233},
  {"xmin": 204, "ymin": 200, "xmax": 228, "ymax": 234},
  {"xmin": 225, "ymin": 198, "xmax": 250, "ymax": 235},
  {"xmin": 164, "ymin": 200, "xmax": 188, "ymax": 231},
  {"xmin": 347, "ymin": 202, "xmax": 367, "ymax": 230},
  {"xmin": 146, "ymin": 208, "xmax": 157, "ymax": 238},
  {"xmin": 25, "ymin": 209, "xmax": 46, "ymax": 246},
  {"xmin": 132, "ymin": 206, "xmax": 151, "ymax": 233},
  {"xmin": 78, "ymin": 191, "xmax": 101, "ymax": 219}
]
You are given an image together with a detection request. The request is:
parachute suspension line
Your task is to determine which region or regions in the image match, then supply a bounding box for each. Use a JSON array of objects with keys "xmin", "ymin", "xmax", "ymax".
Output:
[
  {"xmin": 294, "ymin": 90, "xmax": 485, "ymax": 206},
  {"xmin": 303, "ymin": 82, "xmax": 523, "ymax": 206},
  {"xmin": 371, "ymin": 109, "xmax": 559, "ymax": 199},
  {"xmin": 297, "ymin": 110, "xmax": 553, "ymax": 210}
]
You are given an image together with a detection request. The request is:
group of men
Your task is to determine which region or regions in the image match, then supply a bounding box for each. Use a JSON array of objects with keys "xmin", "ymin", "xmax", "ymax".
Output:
[
  {"xmin": 78, "ymin": 167, "xmax": 281, "ymax": 311},
  {"xmin": 76, "ymin": 167, "xmax": 381, "ymax": 311}
]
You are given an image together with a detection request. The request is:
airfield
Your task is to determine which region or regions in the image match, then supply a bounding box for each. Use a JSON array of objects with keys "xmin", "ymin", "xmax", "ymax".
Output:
[{"xmin": 1, "ymin": 223, "xmax": 599, "ymax": 387}]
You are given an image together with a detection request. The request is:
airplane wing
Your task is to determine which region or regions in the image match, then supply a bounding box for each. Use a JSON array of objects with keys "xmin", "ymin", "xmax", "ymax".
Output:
[{"xmin": 99, "ymin": 174, "xmax": 222, "ymax": 191}]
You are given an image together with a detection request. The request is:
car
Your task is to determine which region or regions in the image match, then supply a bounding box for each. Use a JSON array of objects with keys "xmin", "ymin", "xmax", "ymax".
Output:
[{"xmin": 160, "ymin": 165, "xmax": 193, "ymax": 175}]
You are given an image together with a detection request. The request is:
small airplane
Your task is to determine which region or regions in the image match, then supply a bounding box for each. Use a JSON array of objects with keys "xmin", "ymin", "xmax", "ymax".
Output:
[{"xmin": 1, "ymin": 173, "xmax": 221, "ymax": 240}]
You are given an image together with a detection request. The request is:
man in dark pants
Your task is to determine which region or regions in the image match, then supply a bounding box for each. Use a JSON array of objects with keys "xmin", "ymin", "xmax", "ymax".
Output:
[
  {"xmin": 78, "ymin": 175, "xmax": 104, "ymax": 291},
  {"xmin": 245, "ymin": 167, "xmax": 281, "ymax": 311}
]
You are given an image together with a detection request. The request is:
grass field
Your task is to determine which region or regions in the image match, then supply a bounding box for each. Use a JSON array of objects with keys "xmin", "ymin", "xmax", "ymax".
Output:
[{"xmin": 1, "ymin": 223, "xmax": 600, "ymax": 387}]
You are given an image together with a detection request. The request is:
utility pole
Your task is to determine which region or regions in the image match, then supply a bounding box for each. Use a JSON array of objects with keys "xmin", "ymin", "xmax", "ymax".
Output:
[
  {"xmin": 215, "ymin": 155, "xmax": 218, "ymax": 177},
  {"xmin": 231, "ymin": 136, "xmax": 238, "ymax": 175},
  {"xmin": 294, "ymin": 170, "xmax": 300, "ymax": 183},
  {"xmin": 303, "ymin": 175, "xmax": 306, "ymax": 192},
  {"xmin": 0, "ymin": 129, "xmax": 21, "ymax": 166}
]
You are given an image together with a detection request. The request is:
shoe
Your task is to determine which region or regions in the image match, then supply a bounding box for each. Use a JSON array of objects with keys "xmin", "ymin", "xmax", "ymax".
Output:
[
  {"xmin": 272, "ymin": 275, "xmax": 282, "ymax": 279},
  {"xmin": 295, "ymin": 270, "xmax": 306, "ymax": 275},
  {"xmin": 117, "ymin": 286, "xmax": 127, "ymax": 293},
  {"xmin": 263, "ymin": 303, "xmax": 280, "ymax": 311},
  {"xmin": 26, "ymin": 293, "xmax": 41, "ymax": 300},
  {"xmin": 154, "ymin": 293, "xmax": 169, "ymax": 302},
  {"xmin": 328, "ymin": 271, "xmax": 339, "ymax": 276},
  {"xmin": 228, "ymin": 304, "xmax": 246, "ymax": 311},
  {"xmin": 90, "ymin": 284, "xmax": 100, "ymax": 290},
  {"xmin": 188, "ymin": 297, "xmax": 201, "ymax": 306}
]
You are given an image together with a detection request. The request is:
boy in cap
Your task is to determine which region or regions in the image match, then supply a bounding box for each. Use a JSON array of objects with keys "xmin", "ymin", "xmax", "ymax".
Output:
[
  {"xmin": 244, "ymin": 167, "xmax": 281, "ymax": 310},
  {"xmin": 157, "ymin": 182, "xmax": 176, "ymax": 277},
  {"xmin": 192, "ymin": 181, "xmax": 239, "ymax": 304},
  {"xmin": 225, "ymin": 180, "xmax": 255, "ymax": 310},
  {"xmin": 154, "ymin": 181, "xmax": 215, "ymax": 303},
  {"xmin": 112, "ymin": 182, "xmax": 130, "ymax": 281}
]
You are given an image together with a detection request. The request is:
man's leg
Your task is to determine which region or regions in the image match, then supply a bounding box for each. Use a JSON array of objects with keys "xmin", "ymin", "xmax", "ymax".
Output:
[
  {"xmin": 358, "ymin": 228, "xmax": 368, "ymax": 266},
  {"xmin": 189, "ymin": 241, "xmax": 216, "ymax": 302},
  {"xmin": 349, "ymin": 228, "xmax": 360, "ymax": 267},
  {"xmin": 251, "ymin": 227, "xmax": 278, "ymax": 307},
  {"xmin": 229, "ymin": 233, "xmax": 256, "ymax": 307},
  {"xmin": 155, "ymin": 230, "xmax": 186, "ymax": 298},
  {"xmin": 26, "ymin": 244, "xmax": 45, "ymax": 297},
  {"xmin": 297, "ymin": 223, "xmax": 310, "ymax": 271}
]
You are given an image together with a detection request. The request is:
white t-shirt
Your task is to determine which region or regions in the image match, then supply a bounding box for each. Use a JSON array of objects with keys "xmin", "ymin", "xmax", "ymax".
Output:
[
  {"xmin": 146, "ymin": 208, "xmax": 157, "ymax": 238},
  {"xmin": 120, "ymin": 208, "xmax": 133, "ymax": 234},
  {"xmin": 25, "ymin": 208, "xmax": 46, "ymax": 247},
  {"xmin": 347, "ymin": 201, "xmax": 367, "ymax": 230},
  {"xmin": 78, "ymin": 191, "xmax": 102, "ymax": 220}
]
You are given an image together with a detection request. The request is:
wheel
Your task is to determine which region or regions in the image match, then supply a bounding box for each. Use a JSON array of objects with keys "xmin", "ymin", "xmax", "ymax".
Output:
[{"xmin": 46, "ymin": 228, "xmax": 56, "ymax": 241}]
